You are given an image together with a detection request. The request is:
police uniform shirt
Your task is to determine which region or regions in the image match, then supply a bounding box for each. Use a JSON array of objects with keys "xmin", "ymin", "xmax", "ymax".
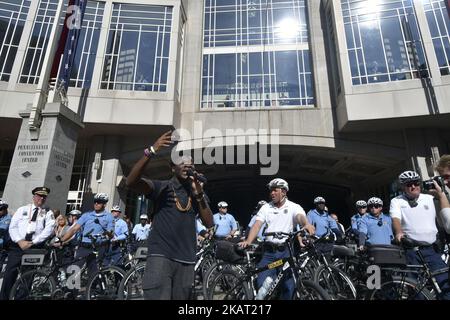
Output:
[
  {"xmin": 0, "ymin": 214, "xmax": 12, "ymax": 247},
  {"xmin": 213, "ymin": 213, "xmax": 237, "ymax": 237},
  {"xmin": 256, "ymin": 199, "xmax": 306, "ymax": 244},
  {"xmin": 351, "ymin": 213, "xmax": 366, "ymax": 231},
  {"xmin": 132, "ymin": 223, "xmax": 151, "ymax": 241},
  {"xmin": 359, "ymin": 213, "xmax": 393, "ymax": 245},
  {"xmin": 196, "ymin": 218, "xmax": 206, "ymax": 234},
  {"xmin": 390, "ymin": 193, "xmax": 437, "ymax": 245},
  {"xmin": 9, "ymin": 205, "xmax": 55, "ymax": 245},
  {"xmin": 113, "ymin": 218, "xmax": 128, "ymax": 241},
  {"xmin": 76, "ymin": 210, "xmax": 114, "ymax": 244},
  {"xmin": 307, "ymin": 209, "xmax": 339, "ymax": 237}
]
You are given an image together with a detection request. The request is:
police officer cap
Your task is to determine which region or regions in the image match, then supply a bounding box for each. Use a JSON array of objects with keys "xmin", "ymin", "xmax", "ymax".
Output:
[
  {"xmin": 0, "ymin": 200, "xmax": 8, "ymax": 210},
  {"xmin": 140, "ymin": 214, "xmax": 148, "ymax": 220},
  {"xmin": 32, "ymin": 187, "xmax": 50, "ymax": 196}
]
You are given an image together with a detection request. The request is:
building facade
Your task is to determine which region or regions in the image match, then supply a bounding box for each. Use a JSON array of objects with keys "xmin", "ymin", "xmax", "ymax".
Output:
[{"xmin": 0, "ymin": 0, "xmax": 449, "ymax": 225}]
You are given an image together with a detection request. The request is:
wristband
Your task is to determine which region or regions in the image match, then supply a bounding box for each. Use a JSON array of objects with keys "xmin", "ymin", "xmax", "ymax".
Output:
[
  {"xmin": 144, "ymin": 148, "xmax": 151, "ymax": 158},
  {"xmin": 150, "ymin": 146, "xmax": 157, "ymax": 155}
]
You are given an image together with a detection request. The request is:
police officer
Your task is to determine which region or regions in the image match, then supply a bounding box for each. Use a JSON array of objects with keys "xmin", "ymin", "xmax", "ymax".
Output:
[
  {"xmin": 0, "ymin": 200, "xmax": 11, "ymax": 269},
  {"xmin": 350, "ymin": 200, "xmax": 367, "ymax": 236},
  {"xmin": 307, "ymin": 196, "xmax": 342, "ymax": 254},
  {"xmin": 106, "ymin": 205, "xmax": 128, "ymax": 266},
  {"xmin": 391, "ymin": 171, "xmax": 450, "ymax": 299},
  {"xmin": 0, "ymin": 187, "xmax": 55, "ymax": 300},
  {"xmin": 132, "ymin": 214, "xmax": 151, "ymax": 242},
  {"xmin": 358, "ymin": 197, "xmax": 393, "ymax": 249},
  {"xmin": 60, "ymin": 193, "xmax": 114, "ymax": 276},
  {"xmin": 239, "ymin": 178, "xmax": 315, "ymax": 300},
  {"xmin": 213, "ymin": 201, "xmax": 238, "ymax": 240}
]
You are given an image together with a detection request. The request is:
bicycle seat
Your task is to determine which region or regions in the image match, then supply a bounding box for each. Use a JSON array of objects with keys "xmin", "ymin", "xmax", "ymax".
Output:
[{"xmin": 331, "ymin": 245, "xmax": 355, "ymax": 258}]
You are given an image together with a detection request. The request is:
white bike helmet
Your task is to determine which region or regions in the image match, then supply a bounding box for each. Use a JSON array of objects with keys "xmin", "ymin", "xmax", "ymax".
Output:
[
  {"xmin": 111, "ymin": 205, "xmax": 121, "ymax": 212},
  {"xmin": 398, "ymin": 171, "xmax": 421, "ymax": 185},
  {"xmin": 218, "ymin": 201, "xmax": 228, "ymax": 208},
  {"xmin": 68, "ymin": 209, "xmax": 82, "ymax": 217},
  {"xmin": 94, "ymin": 193, "xmax": 109, "ymax": 203},
  {"xmin": 355, "ymin": 200, "xmax": 367, "ymax": 208},
  {"xmin": 314, "ymin": 196, "xmax": 326, "ymax": 204},
  {"xmin": 367, "ymin": 197, "xmax": 383, "ymax": 206},
  {"xmin": 267, "ymin": 178, "xmax": 289, "ymax": 191},
  {"xmin": 140, "ymin": 214, "xmax": 148, "ymax": 220}
]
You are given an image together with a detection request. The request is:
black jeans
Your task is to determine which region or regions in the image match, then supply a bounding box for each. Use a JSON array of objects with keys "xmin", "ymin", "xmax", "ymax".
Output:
[{"xmin": 142, "ymin": 255, "xmax": 194, "ymax": 300}]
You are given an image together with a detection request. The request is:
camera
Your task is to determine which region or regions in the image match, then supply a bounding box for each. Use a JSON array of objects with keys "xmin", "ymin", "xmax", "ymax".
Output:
[{"xmin": 422, "ymin": 176, "xmax": 445, "ymax": 191}]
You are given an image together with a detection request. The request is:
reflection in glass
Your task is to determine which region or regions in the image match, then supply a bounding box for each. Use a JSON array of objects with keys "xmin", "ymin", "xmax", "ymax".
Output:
[
  {"xmin": 101, "ymin": 3, "xmax": 172, "ymax": 91},
  {"xmin": 422, "ymin": 0, "xmax": 450, "ymax": 75},
  {"xmin": 342, "ymin": 0, "xmax": 428, "ymax": 85},
  {"xmin": 0, "ymin": 0, "xmax": 30, "ymax": 82}
]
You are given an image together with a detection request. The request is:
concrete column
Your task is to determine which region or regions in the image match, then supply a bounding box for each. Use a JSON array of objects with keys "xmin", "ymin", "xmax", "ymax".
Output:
[
  {"xmin": 87, "ymin": 135, "xmax": 124, "ymax": 212},
  {"xmin": 3, "ymin": 102, "xmax": 84, "ymax": 213}
]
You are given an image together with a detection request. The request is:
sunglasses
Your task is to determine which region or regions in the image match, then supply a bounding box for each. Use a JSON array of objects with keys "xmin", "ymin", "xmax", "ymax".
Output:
[
  {"xmin": 358, "ymin": 206, "xmax": 367, "ymax": 209},
  {"xmin": 405, "ymin": 181, "xmax": 421, "ymax": 187},
  {"xmin": 94, "ymin": 201, "xmax": 107, "ymax": 204},
  {"xmin": 368, "ymin": 204, "xmax": 382, "ymax": 209}
]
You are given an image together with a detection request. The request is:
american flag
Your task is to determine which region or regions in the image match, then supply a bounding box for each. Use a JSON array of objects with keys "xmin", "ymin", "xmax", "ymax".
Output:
[{"xmin": 56, "ymin": 0, "xmax": 88, "ymax": 91}]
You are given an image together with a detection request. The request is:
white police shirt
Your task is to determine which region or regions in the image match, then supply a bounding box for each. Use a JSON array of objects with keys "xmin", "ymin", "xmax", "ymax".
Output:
[
  {"xmin": 255, "ymin": 199, "xmax": 306, "ymax": 244},
  {"xmin": 9, "ymin": 204, "xmax": 55, "ymax": 245},
  {"xmin": 390, "ymin": 193, "xmax": 437, "ymax": 245},
  {"xmin": 132, "ymin": 223, "xmax": 151, "ymax": 241}
]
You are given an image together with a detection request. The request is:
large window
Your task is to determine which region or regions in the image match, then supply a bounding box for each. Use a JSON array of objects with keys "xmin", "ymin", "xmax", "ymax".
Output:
[
  {"xmin": 342, "ymin": 0, "xmax": 428, "ymax": 85},
  {"xmin": 0, "ymin": 0, "xmax": 30, "ymax": 82},
  {"xmin": 422, "ymin": 0, "xmax": 450, "ymax": 75},
  {"xmin": 19, "ymin": 0, "xmax": 64, "ymax": 84},
  {"xmin": 202, "ymin": 0, "xmax": 314, "ymax": 109},
  {"xmin": 69, "ymin": 0, "xmax": 104, "ymax": 88},
  {"xmin": 100, "ymin": 4, "xmax": 172, "ymax": 92},
  {"xmin": 204, "ymin": 0, "xmax": 309, "ymax": 47}
]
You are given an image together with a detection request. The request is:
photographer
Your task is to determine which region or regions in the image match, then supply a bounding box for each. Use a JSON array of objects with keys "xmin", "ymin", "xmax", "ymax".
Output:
[
  {"xmin": 126, "ymin": 131, "xmax": 213, "ymax": 300},
  {"xmin": 390, "ymin": 171, "xmax": 450, "ymax": 299},
  {"xmin": 432, "ymin": 155, "xmax": 450, "ymax": 232}
]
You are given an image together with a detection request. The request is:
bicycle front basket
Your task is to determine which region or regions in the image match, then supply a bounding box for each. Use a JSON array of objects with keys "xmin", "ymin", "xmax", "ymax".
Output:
[
  {"xmin": 21, "ymin": 249, "xmax": 47, "ymax": 266},
  {"xmin": 215, "ymin": 240, "xmax": 244, "ymax": 263},
  {"xmin": 367, "ymin": 245, "xmax": 407, "ymax": 266}
]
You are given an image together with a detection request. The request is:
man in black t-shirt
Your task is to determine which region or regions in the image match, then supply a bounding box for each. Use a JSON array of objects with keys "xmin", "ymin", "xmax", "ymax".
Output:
[{"xmin": 126, "ymin": 131, "xmax": 213, "ymax": 300}]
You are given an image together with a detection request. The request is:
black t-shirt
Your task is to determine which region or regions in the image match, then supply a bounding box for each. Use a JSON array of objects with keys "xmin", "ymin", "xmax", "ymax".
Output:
[{"xmin": 143, "ymin": 176, "xmax": 204, "ymax": 264}]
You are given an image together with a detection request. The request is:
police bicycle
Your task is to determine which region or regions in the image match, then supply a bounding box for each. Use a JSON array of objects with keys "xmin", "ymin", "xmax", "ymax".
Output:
[
  {"xmin": 366, "ymin": 236, "xmax": 450, "ymax": 300},
  {"xmin": 207, "ymin": 230, "xmax": 331, "ymax": 300},
  {"xmin": 9, "ymin": 232, "xmax": 125, "ymax": 300},
  {"xmin": 117, "ymin": 243, "xmax": 148, "ymax": 300}
]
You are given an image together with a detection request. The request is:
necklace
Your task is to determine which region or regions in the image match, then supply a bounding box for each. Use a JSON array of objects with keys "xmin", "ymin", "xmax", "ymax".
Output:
[{"xmin": 171, "ymin": 184, "xmax": 192, "ymax": 212}]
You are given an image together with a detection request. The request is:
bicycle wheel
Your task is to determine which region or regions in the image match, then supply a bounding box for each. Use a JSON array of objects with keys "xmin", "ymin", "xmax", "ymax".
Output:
[
  {"xmin": 207, "ymin": 268, "xmax": 252, "ymax": 300},
  {"xmin": 9, "ymin": 270, "xmax": 56, "ymax": 300},
  {"xmin": 202, "ymin": 262, "xmax": 245, "ymax": 299},
  {"xmin": 117, "ymin": 262, "xmax": 146, "ymax": 300},
  {"xmin": 85, "ymin": 265, "xmax": 125, "ymax": 300},
  {"xmin": 294, "ymin": 279, "xmax": 331, "ymax": 300},
  {"xmin": 314, "ymin": 264, "xmax": 357, "ymax": 300},
  {"xmin": 366, "ymin": 276, "xmax": 435, "ymax": 300}
]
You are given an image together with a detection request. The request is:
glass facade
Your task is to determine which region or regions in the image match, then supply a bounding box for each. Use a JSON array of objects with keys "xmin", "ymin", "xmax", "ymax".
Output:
[
  {"xmin": 422, "ymin": 0, "xmax": 450, "ymax": 75},
  {"xmin": 202, "ymin": 0, "xmax": 314, "ymax": 109},
  {"xmin": 0, "ymin": 0, "xmax": 30, "ymax": 82},
  {"xmin": 19, "ymin": 0, "xmax": 64, "ymax": 84},
  {"xmin": 342, "ymin": 0, "xmax": 428, "ymax": 85},
  {"xmin": 100, "ymin": 3, "xmax": 172, "ymax": 92},
  {"xmin": 69, "ymin": 0, "xmax": 104, "ymax": 88}
]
